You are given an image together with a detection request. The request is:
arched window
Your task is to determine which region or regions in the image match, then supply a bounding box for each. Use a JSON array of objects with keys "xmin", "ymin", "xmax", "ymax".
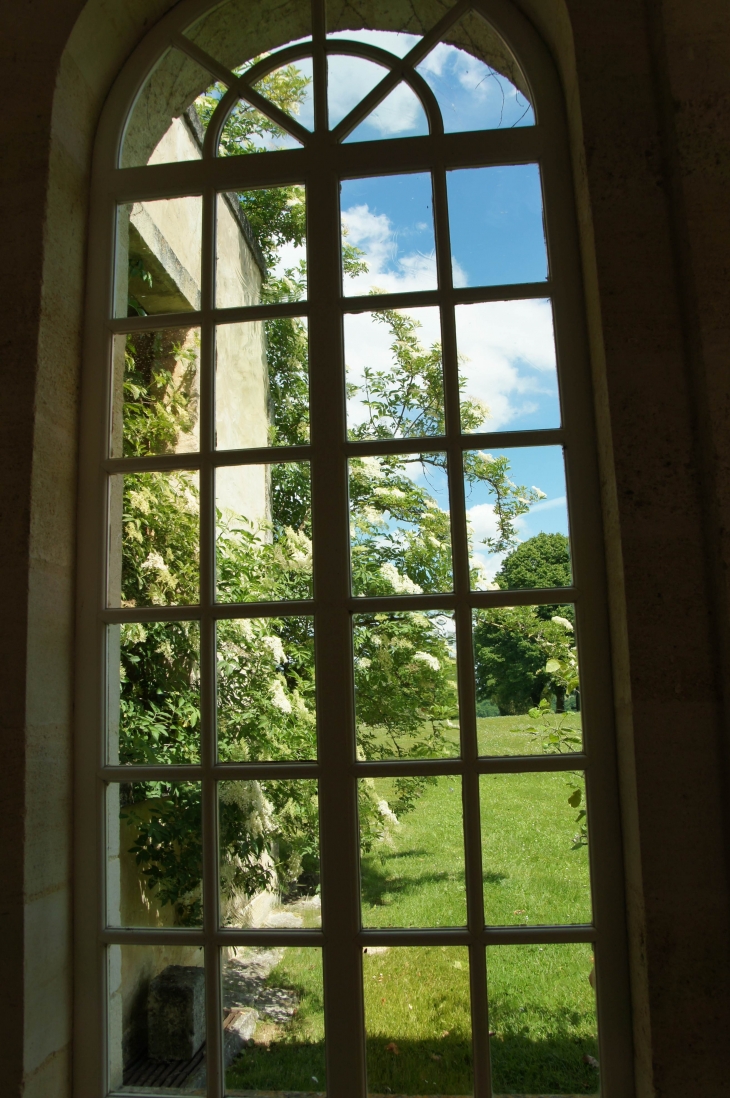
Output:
[{"xmin": 76, "ymin": 1, "xmax": 634, "ymax": 1094}]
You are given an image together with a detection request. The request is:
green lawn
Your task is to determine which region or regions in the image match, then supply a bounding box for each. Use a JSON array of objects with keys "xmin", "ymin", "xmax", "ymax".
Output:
[
  {"xmin": 227, "ymin": 714, "xmax": 598, "ymax": 1096},
  {"xmin": 225, "ymin": 946, "xmax": 327, "ymax": 1093},
  {"xmin": 476, "ymin": 711, "xmax": 583, "ymax": 758}
]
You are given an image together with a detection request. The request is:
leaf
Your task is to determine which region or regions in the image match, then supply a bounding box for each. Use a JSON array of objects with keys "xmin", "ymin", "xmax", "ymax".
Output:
[
  {"xmin": 385, "ymin": 1041, "xmax": 400, "ymax": 1055},
  {"xmin": 545, "ymin": 658, "xmax": 561, "ymax": 674}
]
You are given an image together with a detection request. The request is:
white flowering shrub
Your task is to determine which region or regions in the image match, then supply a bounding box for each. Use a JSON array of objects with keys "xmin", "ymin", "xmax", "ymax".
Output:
[{"xmin": 118, "ymin": 139, "xmax": 543, "ymax": 924}]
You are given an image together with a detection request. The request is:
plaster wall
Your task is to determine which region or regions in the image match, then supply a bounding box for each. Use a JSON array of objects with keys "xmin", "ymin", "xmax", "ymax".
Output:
[
  {"xmin": 118, "ymin": 112, "xmax": 270, "ymax": 518},
  {"xmin": 0, "ymin": 0, "xmax": 729, "ymax": 1096}
]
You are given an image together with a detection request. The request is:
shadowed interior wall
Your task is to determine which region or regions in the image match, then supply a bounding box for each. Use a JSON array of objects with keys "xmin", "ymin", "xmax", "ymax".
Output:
[{"xmin": 0, "ymin": 0, "xmax": 728, "ymax": 1095}]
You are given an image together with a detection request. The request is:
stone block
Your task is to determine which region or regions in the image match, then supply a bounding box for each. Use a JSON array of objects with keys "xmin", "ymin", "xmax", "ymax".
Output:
[{"xmin": 148, "ymin": 965, "xmax": 205, "ymax": 1060}]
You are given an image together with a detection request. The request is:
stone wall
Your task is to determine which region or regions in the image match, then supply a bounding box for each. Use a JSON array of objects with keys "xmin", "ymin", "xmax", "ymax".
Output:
[
  {"xmin": 0, "ymin": 0, "xmax": 729, "ymax": 1095},
  {"xmin": 107, "ymin": 97, "xmax": 271, "ymax": 1073}
]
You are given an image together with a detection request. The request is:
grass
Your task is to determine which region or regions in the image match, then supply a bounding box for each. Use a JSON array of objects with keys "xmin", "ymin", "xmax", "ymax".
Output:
[
  {"xmin": 225, "ymin": 946, "xmax": 326, "ymax": 1094},
  {"xmin": 227, "ymin": 713, "xmax": 598, "ymax": 1096}
]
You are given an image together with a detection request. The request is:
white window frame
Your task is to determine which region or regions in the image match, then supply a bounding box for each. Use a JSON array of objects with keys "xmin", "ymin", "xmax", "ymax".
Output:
[{"xmin": 75, "ymin": 0, "xmax": 635, "ymax": 1093}]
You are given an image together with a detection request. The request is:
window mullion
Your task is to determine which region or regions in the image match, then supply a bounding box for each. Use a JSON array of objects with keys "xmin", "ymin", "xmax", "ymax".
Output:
[
  {"xmin": 199, "ymin": 181, "xmax": 223, "ymax": 1098},
  {"xmin": 307, "ymin": 152, "xmax": 368, "ymax": 1095},
  {"xmin": 433, "ymin": 160, "xmax": 493, "ymax": 1095}
]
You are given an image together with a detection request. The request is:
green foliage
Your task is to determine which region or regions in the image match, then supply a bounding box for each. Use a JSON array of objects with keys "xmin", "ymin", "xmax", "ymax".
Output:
[
  {"xmin": 354, "ymin": 614, "xmax": 457, "ymax": 761},
  {"xmin": 121, "ymin": 330, "xmax": 199, "ymax": 457},
  {"xmin": 121, "ymin": 471, "xmax": 200, "ymax": 607},
  {"xmin": 348, "ymin": 307, "xmax": 541, "ymax": 556},
  {"xmin": 473, "ymin": 606, "xmax": 576, "ymax": 715},
  {"xmin": 519, "ymin": 685, "xmax": 587, "ymax": 850},
  {"xmin": 119, "ymin": 621, "xmax": 200, "ymax": 765},
  {"xmin": 495, "ymin": 532, "xmax": 573, "ymax": 621},
  {"xmin": 123, "ymin": 782, "xmax": 204, "ymax": 924},
  {"xmin": 116, "ymin": 100, "xmax": 548, "ymax": 923}
]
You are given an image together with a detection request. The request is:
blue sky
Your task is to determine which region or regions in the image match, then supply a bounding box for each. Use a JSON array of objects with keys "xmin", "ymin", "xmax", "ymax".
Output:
[
  {"xmin": 464, "ymin": 446, "xmax": 569, "ymax": 585},
  {"xmin": 269, "ymin": 31, "xmax": 567, "ymax": 580},
  {"xmin": 338, "ymin": 165, "xmax": 556, "ymax": 441},
  {"xmin": 348, "ymin": 447, "xmax": 568, "ymax": 590}
]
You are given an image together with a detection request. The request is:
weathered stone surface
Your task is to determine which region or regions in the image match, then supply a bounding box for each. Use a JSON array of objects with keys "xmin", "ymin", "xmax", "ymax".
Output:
[
  {"xmin": 2, "ymin": 1, "xmax": 730, "ymax": 1096},
  {"xmin": 148, "ymin": 965, "xmax": 206, "ymax": 1060},
  {"xmin": 184, "ymin": 1007, "xmax": 258, "ymax": 1089}
]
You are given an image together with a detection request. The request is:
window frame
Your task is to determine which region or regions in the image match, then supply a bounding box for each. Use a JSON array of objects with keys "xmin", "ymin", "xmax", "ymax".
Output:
[{"xmin": 75, "ymin": 0, "xmax": 635, "ymax": 1093}]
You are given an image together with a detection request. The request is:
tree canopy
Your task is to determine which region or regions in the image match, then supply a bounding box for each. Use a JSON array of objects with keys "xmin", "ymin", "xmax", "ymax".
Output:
[
  {"xmin": 475, "ymin": 535, "xmax": 577, "ymax": 715},
  {"xmin": 495, "ymin": 532, "xmax": 573, "ymax": 621},
  {"xmin": 116, "ymin": 63, "xmax": 560, "ymax": 924}
]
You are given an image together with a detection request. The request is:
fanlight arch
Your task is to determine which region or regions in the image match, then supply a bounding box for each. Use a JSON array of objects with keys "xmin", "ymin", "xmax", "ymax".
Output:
[
  {"xmin": 119, "ymin": 2, "xmax": 536, "ymax": 168},
  {"xmin": 76, "ymin": 1, "xmax": 635, "ymax": 1096}
]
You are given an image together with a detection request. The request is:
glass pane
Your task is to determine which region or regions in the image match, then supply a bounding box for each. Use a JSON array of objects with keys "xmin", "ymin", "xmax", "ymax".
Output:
[
  {"xmin": 109, "ymin": 471, "xmax": 199, "ymax": 608},
  {"xmin": 108, "ymin": 944, "xmax": 206, "ymax": 1092},
  {"xmin": 349, "ymin": 453, "xmax": 452, "ymax": 597},
  {"xmin": 215, "ymin": 462, "xmax": 312, "ymax": 602},
  {"xmin": 115, "ymin": 197, "xmax": 202, "ymax": 318},
  {"xmin": 253, "ymin": 56, "xmax": 314, "ymax": 131},
  {"xmin": 216, "ymin": 316, "xmax": 309, "ymax": 450},
  {"xmin": 217, "ymin": 616, "xmax": 316, "ymax": 762},
  {"xmin": 219, "ymin": 778, "xmax": 320, "ymax": 927},
  {"xmin": 344, "ymin": 82, "xmax": 429, "ymax": 142},
  {"xmin": 327, "ymin": 28, "xmax": 422, "ymax": 57},
  {"xmin": 417, "ymin": 11, "xmax": 534, "ymax": 132},
  {"xmin": 474, "ymin": 603, "xmax": 581, "ymax": 756},
  {"xmin": 223, "ymin": 946, "xmax": 325, "ymax": 1093},
  {"xmin": 341, "ymin": 173, "xmax": 436, "ymax": 296},
  {"xmin": 216, "ymin": 185, "xmax": 306, "ymax": 308},
  {"xmin": 107, "ymin": 781, "xmax": 203, "ymax": 928},
  {"xmin": 447, "ymin": 165, "xmax": 547, "ymax": 288},
  {"xmin": 345, "ymin": 307, "xmax": 443, "ymax": 439},
  {"xmin": 109, "ymin": 621, "xmax": 201, "ymax": 765},
  {"xmin": 121, "ymin": 48, "xmax": 224, "ymax": 168},
  {"xmin": 487, "ymin": 943, "xmax": 599, "ymax": 1095},
  {"xmin": 359, "ymin": 775, "xmax": 465, "ymax": 926},
  {"xmin": 111, "ymin": 328, "xmax": 201, "ymax": 458},
  {"xmin": 217, "ymin": 97, "xmax": 304, "ymax": 155},
  {"xmin": 364, "ymin": 946, "xmax": 473, "ymax": 1096},
  {"xmin": 465, "ymin": 445, "xmax": 569, "ymax": 591},
  {"xmin": 353, "ymin": 610, "xmax": 458, "ymax": 760},
  {"xmin": 457, "ymin": 299, "xmax": 559, "ymax": 432},
  {"xmin": 480, "ymin": 772, "xmax": 591, "ymax": 925},
  {"xmin": 328, "ymin": 53, "xmax": 388, "ymax": 130},
  {"xmin": 183, "ymin": 4, "xmax": 312, "ymax": 72}
]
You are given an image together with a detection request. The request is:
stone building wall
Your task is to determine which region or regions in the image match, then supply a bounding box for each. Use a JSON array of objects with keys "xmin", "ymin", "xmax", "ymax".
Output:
[
  {"xmin": 106, "ymin": 102, "xmax": 273, "ymax": 1076},
  {"xmin": 0, "ymin": 1, "xmax": 729, "ymax": 1095}
]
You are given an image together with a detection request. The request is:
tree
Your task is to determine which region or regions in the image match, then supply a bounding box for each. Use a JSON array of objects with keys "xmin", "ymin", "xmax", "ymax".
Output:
[
  {"xmin": 494, "ymin": 532, "xmax": 573, "ymax": 622},
  {"xmin": 473, "ymin": 606, "xmax": 576, "ymax": 715},
  {"xmin": 117, "ymin": 62, "xmax": 546, "ymax": 924}
]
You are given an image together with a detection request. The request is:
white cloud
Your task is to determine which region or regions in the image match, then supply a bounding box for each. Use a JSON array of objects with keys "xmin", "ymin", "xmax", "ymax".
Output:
[
  {"xmin": 468, "ymin": 501, "xmax": 501, "ymax": 544},
  {"xmin": 341, "ymin": 205, "xmax": 558, "ymax": 431},
  {"xmin": 359, "ymin": 82, "xmax": 425, "ymax": 136},
  {"xmin": 327, "ymin": 54, "xmax": 388, "ymax": 129},
  {"xmin": 527, "ymin": 494, "xmax": 567, "ymax": 515},
  {"xmin": 327, "ymin": 51, "xmax": 425, "ymax": 138},
  {"xmin": 342, "ymin": 204, "xmax": 437, "ymax": 296},
  {"xmin": 466, "ymin": 502, "xmax": 505, "ymax": 584},
  {"xmin": 271, "ymin": 238, "xmax": 307, "ymax": 279},
  {"xmin": 466, "ymin": 494, "xmax": 568, "ymax": 583},
  {"xmin": 456, "ymin": 299, "xmax": 558, "ymax": 430}
]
